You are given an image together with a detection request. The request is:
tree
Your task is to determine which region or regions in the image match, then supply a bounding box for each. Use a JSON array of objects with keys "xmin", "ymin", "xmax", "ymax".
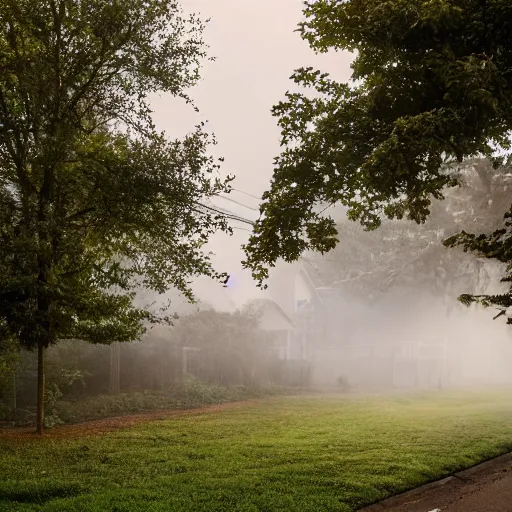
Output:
[
  {"xmin": 0, "ymin": 0, "xmax": 230, "ymax": 433},
  {"xmin": 444, "ymin": 208, "xmax": 512, "ymax": 320},
  {"xmin": 309, "ymin": 160, "xmax": 511, "ymax": 301},
  {"xmin": 168, "ymin": 309, "xmax": 271, "ymax": 386},
  {"xmin": 243, "ymin": 0, "xmax": 512, "ymax": 291}
]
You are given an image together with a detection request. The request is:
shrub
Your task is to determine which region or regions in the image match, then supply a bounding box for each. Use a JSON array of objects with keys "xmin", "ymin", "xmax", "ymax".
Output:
[
  {"xmin": 51, "ymin": 379, "xmax": 292, "ymax": 425},
  {"xmin": 336, "ymin": 375, "xmax": 352, "ymax": 392}
]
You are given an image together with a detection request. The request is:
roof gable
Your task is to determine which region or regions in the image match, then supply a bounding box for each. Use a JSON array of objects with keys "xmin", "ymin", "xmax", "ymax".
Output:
[{"xmin": 246, "ymin": 299, "xmax": 296, "ymax": 331}]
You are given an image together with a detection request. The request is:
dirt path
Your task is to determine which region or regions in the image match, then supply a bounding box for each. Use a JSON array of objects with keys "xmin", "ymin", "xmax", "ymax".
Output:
[
  {"xmin": 360, "ymin": 452, "xmax": 512, "ymax": 512},
  {"xmin": 0, "ymin": 400, "xmax": 259, "ymax": 440}
]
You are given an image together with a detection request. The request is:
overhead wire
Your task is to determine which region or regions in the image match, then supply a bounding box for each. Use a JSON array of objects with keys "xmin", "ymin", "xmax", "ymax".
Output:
[
  {"xmin": 190, "ymin": 185, "xmax": 263, "ymax": 229},
  {"xmin": 318, "ymin": 203, "xmax": 334, "ymax": 215},
  {"xmin": 230, "ymin": 187, "xmax": 262, "ymax": 200},
  {"xmin": 215, "ymin": 194, "xmax": 259, "ymax": 211},
  {"xmin": 207, "ymin": 202, "xmax": 257, "ymax": 223},
  {"xmin": 231, "ymin": 226, "xmax": 253, "ymax": 233},
  {"xmin": 208, "ymin": 205, "xmax": 256, "ymax": 225},
  {"xmin": 193, "ymin": 202, "xmax": 255, "ymax": 226}
]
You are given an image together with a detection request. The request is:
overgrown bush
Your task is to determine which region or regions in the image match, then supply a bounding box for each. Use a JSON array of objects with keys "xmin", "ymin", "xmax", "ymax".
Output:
[
  {"xmin": 336, "ymin": 375, "xmax": 352, "ymax": 392},
  {"xmin": 1, "ymin": 309, "xmax": 306, "ymax": 427},
  {"xmin": 52, "ymin": 378, "xmax": 291, "ymax": 425},
  {"xmin": 0, "ymin": 337, "xmax": 19, "ymax": 404}
]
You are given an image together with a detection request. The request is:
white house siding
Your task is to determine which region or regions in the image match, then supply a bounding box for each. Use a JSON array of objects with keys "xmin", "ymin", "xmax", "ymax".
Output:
[
  {"xmin": 258, "ymin": 306, "xmax": 294, "ymax": 332},
  {"xmin": 294, "ymin": 271, "xmax": 315, "ymax": 309}
]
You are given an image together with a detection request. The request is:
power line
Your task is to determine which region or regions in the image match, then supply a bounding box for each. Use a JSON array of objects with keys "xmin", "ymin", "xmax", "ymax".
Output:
[
  {"xmin": 318, "ymin": 203, "xmax": 334, "ymax": 215},
  {"xmin": 194, "ymin": 202, "xmax": 255, "ymax": 226},
  {"xmin": 192, "ymin": 206, "xmax": 254, "ymax": 227},
  {"xmin": 209, "ymin": 205, "xmax": 256, "ymax": 225},
  {"xmin": 230, "ymin": 187, "xmax": 262, "ymax": 200},
  {"xmin": 216, "ymin": 194, "xmax": 259, "ymax": 211},
  {"xmin": 206, "ymin": 203, "xmax": 257, "ymax": 225},
  {"xmin": 231, "ymin": 226, "xmax": 253, "ymax": 233}
]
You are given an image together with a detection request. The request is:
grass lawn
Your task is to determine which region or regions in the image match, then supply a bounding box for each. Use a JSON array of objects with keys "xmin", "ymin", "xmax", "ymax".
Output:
[{"xmin": 1, "ymin": 391, "xmax": 511, "ymax": 512}]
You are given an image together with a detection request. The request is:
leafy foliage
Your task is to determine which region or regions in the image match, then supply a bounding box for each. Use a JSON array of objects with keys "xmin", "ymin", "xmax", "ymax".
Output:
[
  {"xmin": 168, "ymin": 309, "xmax": 275, "ymax": 387},
  {"xmin": 310, "ymin": 160, "xmax": 512, "ymax": 301},
  {"xmin": 0, "ymin": 0, "xmax": 231, "ymax": 352},
  {"xmin": 444, "ymin": 207, "xmax": 512, "ymax": 318},
  {"xmin": 0, "ymin": 317, "xmax": 297, "ymax": 426},
  {"xmin": 244, "ymin": 0, "xmax": 512, "ymax": 285},
  {"xmin": 51, "ymin": 382, "xmax": 285, "ymax": 425}
]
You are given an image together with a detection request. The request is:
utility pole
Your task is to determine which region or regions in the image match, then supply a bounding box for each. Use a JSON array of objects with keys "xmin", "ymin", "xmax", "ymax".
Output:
[{"xmin": 182, "ymin": 346, "xmax": 188, "ymax": 376}]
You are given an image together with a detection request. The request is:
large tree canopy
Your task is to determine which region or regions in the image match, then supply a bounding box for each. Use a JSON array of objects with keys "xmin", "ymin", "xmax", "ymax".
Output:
[
  {"xmin": 0, "ymin": 0, "xmax": 229, "ymax": 431},
  {"xmin": 244, "ymin": 0, "xmax": 512, "ymax": 287},
  {"xmin": 308, "ymin": 159, "xmax": 511, "ymax": 302}
]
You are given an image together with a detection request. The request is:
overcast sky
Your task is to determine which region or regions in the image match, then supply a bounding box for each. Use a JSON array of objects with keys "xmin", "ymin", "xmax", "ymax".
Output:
[{"xmin": 149, "ymin": 0, "xmax": 354, "ymax": 309}]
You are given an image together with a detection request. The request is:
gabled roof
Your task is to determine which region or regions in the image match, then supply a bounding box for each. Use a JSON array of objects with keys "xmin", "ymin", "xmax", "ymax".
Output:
[
  {"xmin": 298, "ymin": 262, "xmax": 323, "ymax": 306},
  {"xmin": 247, "ymin": 298, "xmax": 296, "ymax": 330}
]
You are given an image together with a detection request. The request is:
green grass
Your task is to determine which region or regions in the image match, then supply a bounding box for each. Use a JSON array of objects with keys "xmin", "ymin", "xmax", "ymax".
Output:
[{"xmin": 1, "ymin": 391, "xmax": 512, "ymax": 512}]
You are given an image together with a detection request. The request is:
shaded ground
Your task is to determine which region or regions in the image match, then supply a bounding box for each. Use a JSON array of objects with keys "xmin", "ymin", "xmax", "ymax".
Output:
[
  {"xmin": 360, "ymin": 452, "xmax": 512, "ymax": 512},
  {"xmin": 1, "ymin": 383, "xmax": 288, "ymax": 428},
  {"xmin": 0, "ymin": 400, "xmax": 258, "ymax": 440}
]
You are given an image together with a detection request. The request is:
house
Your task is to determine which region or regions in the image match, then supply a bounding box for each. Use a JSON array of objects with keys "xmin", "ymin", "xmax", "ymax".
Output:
[
  {"xmin": 261, "ymin": 255, "xmax": 512, "ymax": 390},
  {"xmin": 266, "ymin": 260, "xmax": 365, "ymax": 335},
  {"xmin": 263, "ymin": 261, "xmax": 324, "ymax": 360},
  {"xmin": 246, "ymin": 298, "xmax": 296, "ymax": 360}
]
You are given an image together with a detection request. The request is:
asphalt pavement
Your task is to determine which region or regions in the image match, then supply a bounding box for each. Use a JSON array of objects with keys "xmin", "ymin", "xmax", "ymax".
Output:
[{"xmin": 360, "ymin": 453, "xmax": 512, "ymax": 512}]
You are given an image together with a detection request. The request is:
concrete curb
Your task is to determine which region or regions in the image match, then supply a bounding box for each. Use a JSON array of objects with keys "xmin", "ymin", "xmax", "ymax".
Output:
[{"xmin": 359, "ymin": 452, "xmax": 512, "ymax": 511}]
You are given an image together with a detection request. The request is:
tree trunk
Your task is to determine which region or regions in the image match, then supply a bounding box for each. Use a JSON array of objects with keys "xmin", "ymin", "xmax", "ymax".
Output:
[
  {"xmin": 12, "ymin": 371, "xmax": 16, "ymax": 411},
  {"xmin": 36, "ymin": 340, "xmax": 45, "ymax": 434},
  {"xmin": 109, "ymin": 343, "xmax": 121, "ymax": 395}
]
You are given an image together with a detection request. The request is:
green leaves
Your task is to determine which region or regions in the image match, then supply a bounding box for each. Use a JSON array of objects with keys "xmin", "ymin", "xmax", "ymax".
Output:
[
  {"xmin": 443, "ymin": 207, "xmax": 512, "ymax": 317},
  {"xmin": 244, "ymin": 0, "xmax": 512, "ymax": 287},
  {"xmin": 0, "ymin": 1, "xmax": 230, "ymax": 351}
]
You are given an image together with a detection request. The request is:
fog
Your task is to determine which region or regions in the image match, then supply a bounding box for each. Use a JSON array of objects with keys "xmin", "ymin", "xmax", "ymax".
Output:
[
  {"xmin": 142, "ymin": 0, "xmax": 512, "ymax": 393},
  {"xmin": 4, "ymin": 0, "xmax": 505, "ymax": 403},
  {"xmin": 148, "ymin": 0, "xmax": 352, "ymax": 310},
  {"xmin": 3, "ymin": 4, "xmax": 512, "ymax": 512}
]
